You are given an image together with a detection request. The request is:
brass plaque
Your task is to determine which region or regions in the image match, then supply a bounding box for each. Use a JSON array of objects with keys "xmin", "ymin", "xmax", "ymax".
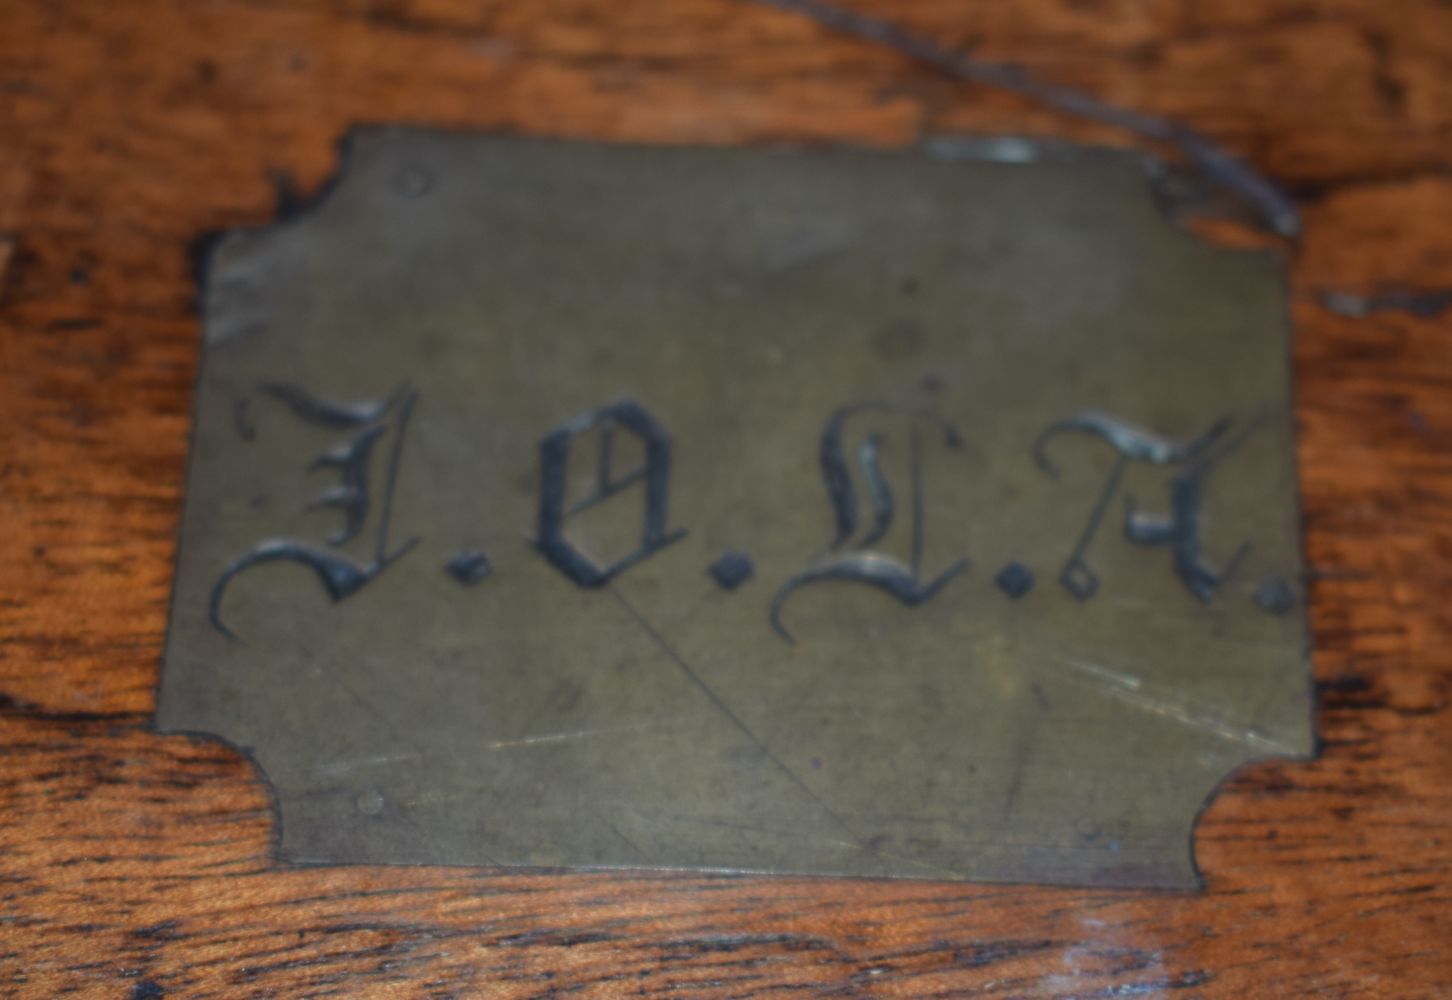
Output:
[{"xmin": 159, "ymin": 128, "xmax": 1311, "ymax": 887}]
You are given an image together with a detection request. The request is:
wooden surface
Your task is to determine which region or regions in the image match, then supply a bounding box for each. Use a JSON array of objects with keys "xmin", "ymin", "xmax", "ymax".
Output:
[{"xmin": 2, "ymin": 0, "xmax": 1450, "ymax": 995}]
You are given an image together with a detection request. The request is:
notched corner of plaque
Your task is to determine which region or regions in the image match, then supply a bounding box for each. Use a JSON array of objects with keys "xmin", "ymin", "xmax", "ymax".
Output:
[
  {"xmin": 1183, "ymin": 733, "xmax": 1317, "ymax": 889},
  {"xmin": 1183, "ymin": 644, "xmax": 1317, "ymax": 889},
  {"xmin": 1140, "ymin": 159, "xmax": 1296, "ymax": 254},
  {"xmin": 195, "ymin": 127, "xmax": 391, "ymax": 350},
  {"xmin": 149, "ymin": 711, "xmax": 291, "ymax": 857}
]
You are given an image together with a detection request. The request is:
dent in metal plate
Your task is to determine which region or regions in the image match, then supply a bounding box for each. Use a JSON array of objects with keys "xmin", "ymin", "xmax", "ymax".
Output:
[{"xmin": 159, "ymin": 128, "xmax": 1312, "ymax": 887}]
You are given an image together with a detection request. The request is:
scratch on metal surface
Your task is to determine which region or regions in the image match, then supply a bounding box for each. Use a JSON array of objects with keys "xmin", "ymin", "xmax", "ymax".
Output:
[
  {"xmin": 292, "ymin": 726, "xmax": 669, "ymax": 776},
  {"xmin": 607, "ymin": 584, "xmax": 875, "ymax": 851},
  {"xmin": 746, "ymin": 0, "xmax": 1300, "ymax": 238},
  {"xmin": 592, "ymin": 807, "xmax": 652, "ymax": 861},
  {"xmin": 483, "ymin": 723, "xmax": 665, "ymax": 751},
  {"xmin": 761, "ymin": 224, "xmax": 855, "ymax": 273},
  {"xmin": 401, "ymin": 787, "xmax": 495, "ymax": 810},
  {"xmin": 303, "ymin": 751, "xmax": 422, "ymax": 776},
  {"xmin": 1065, "ymin": 656, "xmax": 1143, "ymax": 692},
  {"xmin": 1053, "ymin": 654, "xmax": 1295, "ymax": 754}
]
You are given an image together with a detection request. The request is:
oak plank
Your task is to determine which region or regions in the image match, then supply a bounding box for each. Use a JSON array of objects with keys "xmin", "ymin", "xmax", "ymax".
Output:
[{"xmin": 1, "ymin": 0, "xmax": 1449, "ymax": 995}]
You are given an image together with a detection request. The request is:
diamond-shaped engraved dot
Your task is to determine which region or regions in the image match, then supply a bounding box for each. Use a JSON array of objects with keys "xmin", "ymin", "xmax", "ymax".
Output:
[{"xmin": 444, "ymin": 550, "xmax": 492, "ymax": 587}]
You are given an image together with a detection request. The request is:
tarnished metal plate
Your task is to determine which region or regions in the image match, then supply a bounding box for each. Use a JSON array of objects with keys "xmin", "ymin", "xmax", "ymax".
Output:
[{"xmin": 159, "ymin": 128, "xmax": 1311, "ymax": 887}]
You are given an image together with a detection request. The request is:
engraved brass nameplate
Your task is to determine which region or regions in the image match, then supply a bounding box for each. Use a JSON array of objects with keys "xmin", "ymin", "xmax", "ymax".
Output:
[{"xmin": 159, "ymin": 128, "xmax": 1311, "ymax": 886}]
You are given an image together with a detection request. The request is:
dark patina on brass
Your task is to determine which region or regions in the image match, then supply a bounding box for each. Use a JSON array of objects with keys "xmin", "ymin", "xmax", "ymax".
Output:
[{"xmin": 159, "ymin": 128, "xmax": 1312, "ymax": 887}]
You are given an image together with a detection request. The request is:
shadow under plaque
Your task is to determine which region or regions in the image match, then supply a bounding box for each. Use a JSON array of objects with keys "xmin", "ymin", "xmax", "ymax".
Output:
[{"xmin": 158, "ymin": 127, "xmax": 1312, "ymax": 888}]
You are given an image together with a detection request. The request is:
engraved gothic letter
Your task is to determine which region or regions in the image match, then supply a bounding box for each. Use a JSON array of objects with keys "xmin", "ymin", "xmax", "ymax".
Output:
[
  {"xmin": 534, "ymin": 399, "xmax": 685, "ymax": 586},
  {"xmin": 208, "ymin": 383, "xmax": 419, "ymax": 640},
  {"xmin": 770, "ymin": 403, "xmax": 969, "ymax": 642},
  {"xmin": 1121, "ymin": 418, "xmax": 1260, "ymax": 602},
  {"xmin": 1035, "ymin": 409, "xmax": 1253, "ymax": 603}
]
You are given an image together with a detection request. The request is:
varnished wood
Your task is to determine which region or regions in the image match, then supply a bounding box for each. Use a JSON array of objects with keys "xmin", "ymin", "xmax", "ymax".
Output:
[{"xmin": 2, "ymin": 0, "xmax": 1449, "ymax": 995}]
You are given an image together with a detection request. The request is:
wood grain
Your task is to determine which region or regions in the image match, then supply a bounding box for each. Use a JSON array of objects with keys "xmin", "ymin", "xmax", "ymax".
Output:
[{"xmin": 1, "ymin": 0, "xmax": 1449, "ymax": 995}]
